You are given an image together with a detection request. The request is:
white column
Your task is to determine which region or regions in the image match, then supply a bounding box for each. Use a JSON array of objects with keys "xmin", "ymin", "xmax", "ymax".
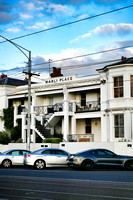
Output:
[
  {"xmin": 32, "ymin": 92, "xmax": 36, "ymax": 106},
  {"xmin": 31, "ymin": 108, "xmax": 36, "ymax": 127},
  {"xmin": 63, "ymin": 86, "xmax": 69, "ymax": 142},
  {"xmin": 31, "ymin": 93, "xmax": 36, "ymax": 143},
  {"xmin": 131, "ymin": 112, "xmax": 133, "ymax": 141},
  {"xmin": 125, "ymin": 110, "xmax": 131, "ymax": 141},
  {"xmin": 21, "ymin": 112, "xmax": 27, "ymax": 143},
  {"xmin": 40, "ymin": 114, "xmax": 44, "ymax": 125},
  {"xmin": 101, "ymin": 111, "xmax": 108, "ymax": 142},
  {"xmin": 107, "ymin": 112, "xmax": 110, "ymax": 142},
  {"xmin": 72, "ymin": 100, "xmax": 76, "ymax": 113},
  {"xmin": 13, "ymin": 104, "xmax": 18, "ymax": 127},
  {"xmin": 109, "ymin": 112, "xmax": 114, "ymax": 141},
  {"xmin": 31, "ymin": 109, "xmax": 36, "ymax": 143},
  {"xmin": 31, "ymin": 130, "xmax": 36, "ymax": 143},
  {"xmin": 71, "ymin": 116, "xmax": 76, "ymax": 135},
  {"xmin": 71, "ymin": 100, "xmax": 76, "ymax": 136}
]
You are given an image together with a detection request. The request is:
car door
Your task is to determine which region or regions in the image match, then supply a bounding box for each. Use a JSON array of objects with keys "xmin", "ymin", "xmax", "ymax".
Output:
[
  {"xmin": 53, "ymin": 150, "xmax": 68, "ymax": 165},
  {"xmin": 41, "ymin": 149, "xmax": 57, "ymax": 165},
  {"xmin": 94, "ymin": 150, "xmax": 122, "ymax": 165},
  {"xmin": 7, "ymin": 150, "xmax": 22, "ymax": 165}
]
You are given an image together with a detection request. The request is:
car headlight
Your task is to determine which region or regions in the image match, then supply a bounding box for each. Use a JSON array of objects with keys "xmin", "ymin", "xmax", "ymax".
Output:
[
  {"xmin": 69, "ymin": 155, "xmax": 75, "ymax": 159},
  {"xmin": 73, "ymin": 156, "xmax": 82, "ymax": 164}
]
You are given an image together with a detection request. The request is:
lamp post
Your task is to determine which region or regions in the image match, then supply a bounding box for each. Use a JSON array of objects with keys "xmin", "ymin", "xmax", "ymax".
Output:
[{"xmin": 0, "ymin": 35, "xmax": 31, "ymax": 150}]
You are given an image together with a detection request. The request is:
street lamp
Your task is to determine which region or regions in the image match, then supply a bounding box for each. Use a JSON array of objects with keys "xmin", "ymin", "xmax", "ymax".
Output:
[{"xmin": 0, "ymin": 35, "xmax": 31, "ymax": 150}]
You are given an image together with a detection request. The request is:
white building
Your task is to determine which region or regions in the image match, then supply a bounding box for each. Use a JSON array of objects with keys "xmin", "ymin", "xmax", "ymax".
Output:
[{"xmin": 0, "ymin": 57, "xmax": 133, "ymax": 143}]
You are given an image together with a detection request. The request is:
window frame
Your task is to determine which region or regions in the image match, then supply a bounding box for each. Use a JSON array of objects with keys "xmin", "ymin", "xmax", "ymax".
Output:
[
  {"xmin": 85, "ymin": 118, "xmax": 91, "ymax": 134},
  {"xmin": 114, "ymin": 114, "xmax": 124, "ymax": 138},
  {"xmin": 130, "ymin": 75, "xmax": 133, "ymax": 97},
  {"xmin": 113, "ymin": 76, "xmax": 123, "ymax": 98},
  {"xmin": 81, "ymin": 93, "xmax": 86, "ymax": 107}
]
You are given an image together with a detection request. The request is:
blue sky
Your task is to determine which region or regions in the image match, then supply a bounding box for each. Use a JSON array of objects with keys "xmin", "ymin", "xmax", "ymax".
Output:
[{"xmin": 0, "ymin": 0, "xmax": 133, "ymax": 79}]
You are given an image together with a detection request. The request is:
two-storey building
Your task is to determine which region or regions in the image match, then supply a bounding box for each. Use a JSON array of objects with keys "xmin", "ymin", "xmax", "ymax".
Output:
[{"xmin": 0, "ymin": 57, "xmax": 133, "ymax": 143}]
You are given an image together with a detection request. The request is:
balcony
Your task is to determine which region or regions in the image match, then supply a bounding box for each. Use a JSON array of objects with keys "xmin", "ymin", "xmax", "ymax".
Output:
[
  {"xmin": 34, "ymin": 102, "xmax": 73, "ymax": 116},
  {"xmin": 68, "ymin": 134, "xmax": 94, "ymax": 142},
  {"xmin": 76, "ymin": 101, "xmax": 100, "ymax": 112}
]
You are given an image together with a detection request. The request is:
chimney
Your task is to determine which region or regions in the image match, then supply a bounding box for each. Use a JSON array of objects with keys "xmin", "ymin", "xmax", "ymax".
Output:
[
  {"xmin": 0, "ymin": 74, "xmax": 7, "ymax": 79},
  {"xmin": 121, "ymin": 56, "xmax": 126, "ymax": 61},
  {"xmin": 50, "ymin": 67, "xmax": 63, "ymax": 78}
]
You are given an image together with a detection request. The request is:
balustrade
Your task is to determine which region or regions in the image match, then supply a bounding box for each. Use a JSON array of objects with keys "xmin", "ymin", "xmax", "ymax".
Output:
[
  {"xmin": 76, "ymin": 101, "xmax": 100, "ymax": 112},
  {"xmin": 68, "ymin": 134, "xmax": 94, "ymax": 142}
]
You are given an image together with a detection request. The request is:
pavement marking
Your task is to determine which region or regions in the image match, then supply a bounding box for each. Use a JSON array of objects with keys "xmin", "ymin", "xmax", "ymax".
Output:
[{"xmin": 0, "ymin": 186, "xmax": 133, "ymax": 200}]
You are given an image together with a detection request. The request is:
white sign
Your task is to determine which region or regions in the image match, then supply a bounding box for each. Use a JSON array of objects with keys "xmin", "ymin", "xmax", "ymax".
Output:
[{"xmin": 44, "ymin": 76, "xmax": 74, "ymax": 84}]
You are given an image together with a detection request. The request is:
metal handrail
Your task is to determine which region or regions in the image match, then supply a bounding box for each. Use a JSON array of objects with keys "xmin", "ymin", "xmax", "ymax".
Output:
[
  {"xmin": 68, "ymin": 134, "xmax": 94, "ymax": 142},
  {"xmin": 76, "ymin": 101, "xmax": 100, "ymax": 112}
]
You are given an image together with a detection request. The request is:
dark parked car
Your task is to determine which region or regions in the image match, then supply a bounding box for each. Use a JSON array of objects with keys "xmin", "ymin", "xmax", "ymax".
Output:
[
  {"xmin": 67, "ymin": 148, "xmax": 133, "ymax": 171},
  {"xmin": 0, "ymin": 149, "xmax": 31, "ymax": 168}
]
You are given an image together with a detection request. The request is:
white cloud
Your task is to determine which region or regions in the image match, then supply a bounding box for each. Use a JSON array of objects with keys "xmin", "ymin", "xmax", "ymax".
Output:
[
  {"xmin": 32, "ymin": 43, "xmax": 133, "ymax": 78},
  {"xmin": 93, "ymin": 23, "xmax": 133, "ymax": 35},
  {"xmin": 32, "ymin": 48, "xmax": 94, "ymax": 76},
  {"xmin": 20, "ymin": 13, "xmax": 33, "ymax": 19},
  {"xmin": 27, "ymin": 2, "xmax": 43, "ymax": 11},
  {"xmin": 27, "ymin": 21, "xmax": 51, "ymax": 30},
  {"xmin": 70, "ymin": 23, "xmax": 133, "ymax": 43},
  {"xmin": 47, "ymin": 3, "xmax": 74, "ymax": 16},
  {"xmin": 77, "ymin": 14, "xmax": 89, "ymax": 20},
  {"xmin": 70, "ymin": 32, "xmax": 91, "ymax": 43},
  {"xmin": 6, "ymin": 27, "xmax": 21, "ymax": 33}
]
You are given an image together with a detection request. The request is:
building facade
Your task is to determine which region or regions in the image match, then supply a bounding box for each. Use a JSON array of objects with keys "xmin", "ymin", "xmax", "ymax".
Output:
[{"xmin": 0, "ymin": 57, "xmax": 133, "ymax": 143}]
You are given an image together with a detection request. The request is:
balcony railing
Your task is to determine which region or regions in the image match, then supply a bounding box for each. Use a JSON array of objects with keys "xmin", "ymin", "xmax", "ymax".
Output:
[
  {"xmin": 34, "ymin": 103, "xmax": 64, "ymax": 116},
  {"xmin": 76, "ymin": 101, "xmax": 100, "ymax": 112},
  {"xmin": 68, "ymin": 134, "xmax": 94, "ymax": 142}
]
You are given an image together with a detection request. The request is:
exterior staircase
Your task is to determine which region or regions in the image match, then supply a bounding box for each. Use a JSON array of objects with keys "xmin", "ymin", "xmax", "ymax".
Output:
[{"xmin": 35, "ymin": 119, "xmax": 52, "ymax": 139}]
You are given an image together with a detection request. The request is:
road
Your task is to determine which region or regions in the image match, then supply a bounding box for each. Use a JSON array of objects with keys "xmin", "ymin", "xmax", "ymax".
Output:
[{"xmin": 0, "ymin": 167, "xmax": 133, "ymax": 200}]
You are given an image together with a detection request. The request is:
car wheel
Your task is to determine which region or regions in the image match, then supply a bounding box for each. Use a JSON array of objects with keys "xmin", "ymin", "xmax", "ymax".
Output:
[
  {"xmin": 81, "ymin": 159, "xmax": 94, "ymax": 171},
  {"xmin": 2, "ymin": 159, "xmax": 12, "ymax": 168},
  {"xmin": 125, "ymin": 160, "xmax": 133, "ymax": 170},
  {"xmin": 34, "ymin": 159, "xmax": 46, "ymax": 170}
]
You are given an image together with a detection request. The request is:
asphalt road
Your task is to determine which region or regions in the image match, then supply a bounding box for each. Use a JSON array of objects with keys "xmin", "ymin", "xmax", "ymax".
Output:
[{"xmin": 0, "ymin": 167, "xmax": 133, "ymax": 200}]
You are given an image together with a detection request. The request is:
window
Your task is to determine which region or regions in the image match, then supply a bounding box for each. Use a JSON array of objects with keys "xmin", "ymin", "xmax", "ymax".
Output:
[
  {"xmin": 22, "ymin": 150, "xmax": 30, "ymax": 155},
  {"xmin": 81, "ymin": 93, "xmax": 86, "ymax": 106},
  {"xmin": 114, "ymin": 114, "xmax": 124, "ymax": 138},
  {"xmin": 42, "ymin": 150, "xmax": 52, "ymax": 154},
  {"xmin": 85, "ymin": 118, "xmax": 91, "ymax": 134},
  {"xmin": 131, "ymin": 75, "xmax": 133, "ymax": 97},
  {"xmin": 54, "ymin": 150, "xmax": 68, "ymax": 156},
  {"xmin": 114, "ymin": 76, "xmax": 123, "ymax": 98},
  {"xmin": 7, "ymin": 150, "xmax": 20, "ymax": 155}
]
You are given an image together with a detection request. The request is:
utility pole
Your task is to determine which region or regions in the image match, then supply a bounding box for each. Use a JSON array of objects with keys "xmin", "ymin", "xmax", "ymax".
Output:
[
  {"xmin": 49, "ymin": 59, "xmax": 52, "ymax": 78},
  {"xmin": 23, "ymin": 53, "xmax": 39, "ymax": 150},
  {"xmin": 0, "ymin": 35, "xmax": 34, "ymax": 151},
  {"xmin": 27, "ymin": 51, "xmax": 31, "ymax": 151}
]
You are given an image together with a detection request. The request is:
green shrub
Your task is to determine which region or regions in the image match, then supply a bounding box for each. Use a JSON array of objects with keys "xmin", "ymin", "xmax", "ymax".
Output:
[
  {"xmin": 0, "ymin": 131, "xmax": 11, "ymax": 144},
  {"xmin": 2, "ymin": 106, "xmax": 14, "ymax": 129},
  {"xmin": 16, "ymin": 138, "xmax": 23, "ymax": 143},
  {"xmin": 11, "ymin": 126, "xmax": 21, "ymax": 141},
  {"xmin": 42, "ymin": 138, "xmax": 62, "ymax": 143}
]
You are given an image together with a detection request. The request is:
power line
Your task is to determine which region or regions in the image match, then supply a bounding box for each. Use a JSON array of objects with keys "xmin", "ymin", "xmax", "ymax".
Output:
[
  {"xmin": 0, "ymin": 5, "xmax": 133, "ymax": 43},
  {"xmin": 31, "ymin": 44, "xmax": 133, "ymax": 68},
  {"xmin": 32, "ymin": 58, "xmax": 121, "ymax": 72},
  {"xmin": 1, "ymin": 43, "xmax": 133, "ymax": 76},
  {"xmin": 8, "ymin": 57, "xmax": 125, "ymax": 80}
]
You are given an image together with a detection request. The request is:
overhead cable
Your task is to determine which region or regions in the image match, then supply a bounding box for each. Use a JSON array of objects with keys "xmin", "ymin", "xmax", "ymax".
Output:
[{"xmin": 0, "ymin": 4, "xmax": 133, "ymax": 43}]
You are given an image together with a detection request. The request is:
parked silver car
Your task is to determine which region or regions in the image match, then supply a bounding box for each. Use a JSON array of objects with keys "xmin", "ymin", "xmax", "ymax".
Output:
[
  {"xmin": 0, "ymin": 149, "xmax": 31, "ymax": 168},
  {"xmin": 24, "ymin": 148, "xmax": 69, "ymax": 169},
  {"xmin": 67, "ymin": 148, "xmax": 133, "ymax": 171}
]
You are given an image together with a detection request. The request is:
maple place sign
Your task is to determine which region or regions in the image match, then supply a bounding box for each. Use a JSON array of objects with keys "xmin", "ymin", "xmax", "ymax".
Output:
[{"xmin": 44, "ymin": 75, "xmax": 76, "ymax": 84}]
